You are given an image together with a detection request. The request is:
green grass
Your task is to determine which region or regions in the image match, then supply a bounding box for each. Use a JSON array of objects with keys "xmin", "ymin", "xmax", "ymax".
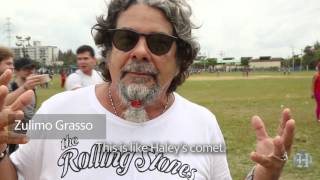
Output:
[
  {"xmin": 37, "ymin": 72, "xmax": 319, "ymax": 179},
  {"xmin": 178, "ymin": 72, "xmax": 319, "ymax": 180},
  {"xmin": 36, "ymin": 75, "xmax": 64, "ymax": 109}
]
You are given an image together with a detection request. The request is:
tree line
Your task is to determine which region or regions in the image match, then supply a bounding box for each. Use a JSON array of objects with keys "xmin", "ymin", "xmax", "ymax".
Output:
[
  {"xmin": 58, "ymin": 49, "xmax": 77, "ymax": 66},
  {"xmin": 302, "ymin": 41, "xmax": 320, "ymax": 69},
  {"xmin": 193, "ymin": 41, "xmax": 320, "ymax": 70},
  {"xmin": 58, "ymin": 41, "xmax": 320, "ymax": 70}
]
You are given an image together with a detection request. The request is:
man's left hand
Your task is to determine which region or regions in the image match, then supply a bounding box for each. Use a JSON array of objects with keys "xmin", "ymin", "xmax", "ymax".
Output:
[{"xmin": 250, "ymin": 108, "xmax": 295, "ymax": 180}]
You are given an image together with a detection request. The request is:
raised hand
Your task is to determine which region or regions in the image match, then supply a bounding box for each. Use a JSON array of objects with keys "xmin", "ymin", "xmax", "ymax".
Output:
[
  {"xmin": 23, "ymin": 74, "xmax": 44, "ymax": 90},
  {"xmin": 250, "ymin": 108, "xmax": 295, "ymax": 180},
  {"xmin": 0, "ymin": 70, "xmax": 34, "ymax": 147},
  {"xmin": 0, "ymin": 69, "xmax": 13, "ymax": 87}
]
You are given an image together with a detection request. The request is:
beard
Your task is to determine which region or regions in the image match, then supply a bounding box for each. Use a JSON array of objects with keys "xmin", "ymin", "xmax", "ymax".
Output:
[{"xmin": 117, "ymin": 60, "xmax": 161, "ymax": 123}]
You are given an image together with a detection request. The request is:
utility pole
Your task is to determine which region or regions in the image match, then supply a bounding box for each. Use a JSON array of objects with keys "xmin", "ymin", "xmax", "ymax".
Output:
[
  {"xmin": 291, "ymin": 46, "xmax": 295, "ymax": 72},
  {"xmin": 219, "ymin": 51, "xmax": 226, "ymax": 72},
  {"xmin": 300, "ymin": 49, "xmax": 304, "ymax": 71},
  {"xmin": 5, "ymin": 17, "xmax": 12, "ymax": 47},
  {"xmin": 218, "ymin": 51, "xmax": 225, "ymax": 59}
]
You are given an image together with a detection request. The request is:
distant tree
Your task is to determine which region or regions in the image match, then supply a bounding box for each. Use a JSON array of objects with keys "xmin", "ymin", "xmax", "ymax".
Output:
[
  {"xmin": 314, "ymin": 48, "xmax": 320, "ymax": 64},
  {"xmin": 33, "ymin": 60, "xmax": 41, "ymax": 69},
  {"xmin": 302, "ymin": 44, "xmax": 318, "ymax": 69},
  {"xmin": 240, "ymin": 57, "xmax": 251, "ymax": 67},
  {"xmin": 58, "ymin": 49, "xmax": 77, "ymax": 66},
  {"xmin": 281, "ymin": 58, "xmax": 291, "ymax": 68},
  {"xmin": 206, "ymin": 58, "xmax": 217, "ymax": 66},
  {"xmin": 314, "ymin": 41, "xmax": 320, "ymax": 50}
]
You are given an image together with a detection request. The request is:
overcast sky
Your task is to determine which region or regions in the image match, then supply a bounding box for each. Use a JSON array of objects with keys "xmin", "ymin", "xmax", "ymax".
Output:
[{"xmin": 1, "ymin": 0, "xmax": 319, "ymax": 58}]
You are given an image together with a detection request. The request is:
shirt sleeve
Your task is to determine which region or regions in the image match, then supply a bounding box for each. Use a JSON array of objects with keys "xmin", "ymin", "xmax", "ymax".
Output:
[
  {"xmin": 208, "ymin": 114, "xmax": 233, "ymax": 180},
  {"xmin": 65, "ymin": 73, "xmax": 82, "ymax": 90}
]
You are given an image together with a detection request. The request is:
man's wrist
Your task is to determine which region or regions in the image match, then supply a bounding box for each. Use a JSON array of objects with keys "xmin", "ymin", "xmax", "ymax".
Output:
[
  {"xmin": 0, "ymin": 144, "xmax": 8, "ymax": 162},
  {"xmin": 22, "ymin": 85, "xmax": 29, "ymax": 91},
  {"xmin": 254, "ymin": 164, "xmax": 282, "ymax": 180},
  {"xmin": 245, "ymin": 166, "xmax": 255, "ymax": 180}
]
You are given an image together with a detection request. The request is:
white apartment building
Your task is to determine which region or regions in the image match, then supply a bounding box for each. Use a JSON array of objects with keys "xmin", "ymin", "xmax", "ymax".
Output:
[
  {"xmin": 12, "ymin": 41, "xmax": 59, "ymax": 66},
  {"xmin": 249, "ymin": 57, "xmax": 283, "ymax": 70}
]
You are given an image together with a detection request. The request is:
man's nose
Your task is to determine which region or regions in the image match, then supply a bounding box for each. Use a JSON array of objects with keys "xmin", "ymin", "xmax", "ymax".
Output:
[{"xmin": 129, "ymin": 37, "xmax": 152, "ymax": 61}]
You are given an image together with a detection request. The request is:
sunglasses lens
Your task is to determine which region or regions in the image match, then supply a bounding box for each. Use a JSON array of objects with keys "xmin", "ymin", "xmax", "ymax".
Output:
[
  {"xmin": 112, "ymin": 30, "xmax": 139, "ymax": 52},
  {"xmin": 147, "ymin": 34, "xmax": 174, "ymax": 55}
]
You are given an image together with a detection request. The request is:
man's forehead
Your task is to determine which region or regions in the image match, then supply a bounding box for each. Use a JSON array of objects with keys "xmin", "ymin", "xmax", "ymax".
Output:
[
  {"xmin": 116, "ymin": 4, "xmax": 173, "ymax": 34},
  {"xmin": 77, "ymin": 52, "xmax": 93, "ymax": 58},
  {"xmin": 0, "ymin": 57, "xmax": 13, "ymax": 64}
]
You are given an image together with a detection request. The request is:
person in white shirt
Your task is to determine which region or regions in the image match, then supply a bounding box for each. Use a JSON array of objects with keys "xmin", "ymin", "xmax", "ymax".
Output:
[
  {"xmin": 65, "ymin": 45, "xmax": 104, "ymax": 90},
  {"xmin": 0, "ymin": 0, "xmax": 295, "ymax": 180}
]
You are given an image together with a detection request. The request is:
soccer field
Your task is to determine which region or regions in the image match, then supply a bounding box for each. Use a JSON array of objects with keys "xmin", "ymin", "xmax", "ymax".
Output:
[
  {"xmin": 37, "ymin": 71, "xmax": 319, "ymax": 179},
  {"xmin": 179, "ymin": 71, "xmax": 319, "ymax": 180}
]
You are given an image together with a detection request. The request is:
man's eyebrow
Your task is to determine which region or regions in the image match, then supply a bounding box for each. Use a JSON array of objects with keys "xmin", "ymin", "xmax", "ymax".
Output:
[{"xmin": 117, "ymin": 27, "xmax": 171, "ymax": 35}]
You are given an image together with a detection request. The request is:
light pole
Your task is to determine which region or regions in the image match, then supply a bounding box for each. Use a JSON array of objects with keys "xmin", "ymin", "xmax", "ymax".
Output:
[
  {"xmin": 16, "ymin": 35, "xmax": 31, "ymax": 58},
  {"xmin": 300, "ymin": 49, "xmax": 304, "ymax": 71},
  {"xmin": 291, "ymin": 46, "xmax": 295, "ymax": 72}
]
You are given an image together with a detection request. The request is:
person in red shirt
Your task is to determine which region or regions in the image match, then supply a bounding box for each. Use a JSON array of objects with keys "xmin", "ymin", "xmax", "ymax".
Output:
[
  {"xmin": 60, "ymin": 69, "xmax": 67, "ymax": 88},
  {"xmin": 312, "ymin": 61, "xmax": 320, "ymax": 122}
]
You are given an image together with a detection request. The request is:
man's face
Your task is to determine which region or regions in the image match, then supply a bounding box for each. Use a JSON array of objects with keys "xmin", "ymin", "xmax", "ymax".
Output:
[
  {"xmin": 108, "ymin": 4, "xmax": 178, "ymax": 104},
  {"xmin": 0, "ymin": 57, "xmax": 14, "ymax": 75},
  {"xmin": 16, "ymin": 67, "xmax": 35, "ymax": 80},
  {"xmin": 76, "ymin": 51, "xmax": 96, "ymax": 74}
]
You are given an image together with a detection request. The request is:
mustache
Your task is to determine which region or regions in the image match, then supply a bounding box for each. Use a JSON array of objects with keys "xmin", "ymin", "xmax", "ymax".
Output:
[{"xmin": 120, "ymin": 61, "xmax": 159, "ymax": 79}]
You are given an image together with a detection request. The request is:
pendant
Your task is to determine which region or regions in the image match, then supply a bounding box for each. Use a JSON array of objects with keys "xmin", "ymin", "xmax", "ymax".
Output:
[{"xmin": 131, "ymin": 100, "xmax": 142, "ymax": 108}]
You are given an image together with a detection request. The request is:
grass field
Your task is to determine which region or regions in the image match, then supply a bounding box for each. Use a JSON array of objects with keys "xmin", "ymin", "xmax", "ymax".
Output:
[{"xmin": 37, "ymin": 71, "xmax": 319, "ymax": 180}]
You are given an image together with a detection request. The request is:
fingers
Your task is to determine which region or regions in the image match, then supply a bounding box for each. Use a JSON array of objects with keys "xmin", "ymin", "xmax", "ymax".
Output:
[
  {"xmin": 0, "ymin": 110, "xmax": 24, "ymax": 128},
  {"xmin": 277, "ymin": 108, "xmax": 295, "ymax": 155},
  {"xmin": 282, "ymin": 119, "xmax": 295, "ymax": 155},
  {"xmin": 28, "ymin": 80, "xmax": 42, "ymax": 88},
  {"xmin": 0, "ymin": 69, "xmax": 13, "ymax": 86},
  {"xmin": 26, "ymin": 75, "xmax": 44, "ymax": 82},
  {"xmin": 250, "ymin": 137, "xmax": 286, "ymax": 169},
  {"xmin": 250, "ymin": 152, "xmax": 271, "ymax": 168},
  {"xmin": 277, "ymin": 108, "xmax": 291, "ymax": 136},
  {"xmin": 252, "ymin": 116, "xmax": 269, "ymax": 141},
  {"xmin": 273, "ymin": 136, "xmax": 285, "ymax": 158},
  {"xmin": 10, "ymin": 90, "xmax": 34, "ymax": 111},
  {"xmin": 0, "ymin": 131, "xmax": 29, "ymax": 144},
  {"xmin": 25, "ymin": 78, "xmax": 42, "ymax": 89},
  {"xmin": 0, "ymin": 85, "xmax": 9, "ymax": 110}
]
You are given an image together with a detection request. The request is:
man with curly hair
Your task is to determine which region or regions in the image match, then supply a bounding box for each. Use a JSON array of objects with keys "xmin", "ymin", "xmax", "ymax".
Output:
[{"xmin": 0, "ymin": 0, "xmax": 295, "ymax": 180}]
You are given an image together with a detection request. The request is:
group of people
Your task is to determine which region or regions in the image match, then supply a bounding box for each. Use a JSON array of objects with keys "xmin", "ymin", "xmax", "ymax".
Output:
[
  {"xmin": 0, "ymin": 47, "xmax": 52, "ymax": 153},
  {"xmin": 0, "ymin": 0, "xmax": 297, "ymax": 180}
]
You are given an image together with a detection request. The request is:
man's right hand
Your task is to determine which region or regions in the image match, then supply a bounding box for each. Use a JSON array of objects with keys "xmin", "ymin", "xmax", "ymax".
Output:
[{"xmin": 23, "ymin": 74, "xmax": 44, "ymax": 90}]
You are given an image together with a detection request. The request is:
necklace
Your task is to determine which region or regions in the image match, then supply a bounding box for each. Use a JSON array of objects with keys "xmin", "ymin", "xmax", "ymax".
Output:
[
  {"xmin": 108, "ymin": 84, "xmax": 118, "ymax": 116},
  {"xmin": 108, "ymin": 84, "xmax": 170, "ymax": 116}
]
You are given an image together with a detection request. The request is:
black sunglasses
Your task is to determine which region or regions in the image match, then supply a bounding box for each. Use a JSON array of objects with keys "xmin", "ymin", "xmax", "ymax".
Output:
[{"xmin": 108, "ymin": 29, "xmax": 178, "ymax": 56}]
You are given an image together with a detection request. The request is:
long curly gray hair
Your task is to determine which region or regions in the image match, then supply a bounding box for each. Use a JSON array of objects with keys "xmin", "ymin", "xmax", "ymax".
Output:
[{"xmin": 92, "ymin": 0, "xmax": 199, "ymax": 93}]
